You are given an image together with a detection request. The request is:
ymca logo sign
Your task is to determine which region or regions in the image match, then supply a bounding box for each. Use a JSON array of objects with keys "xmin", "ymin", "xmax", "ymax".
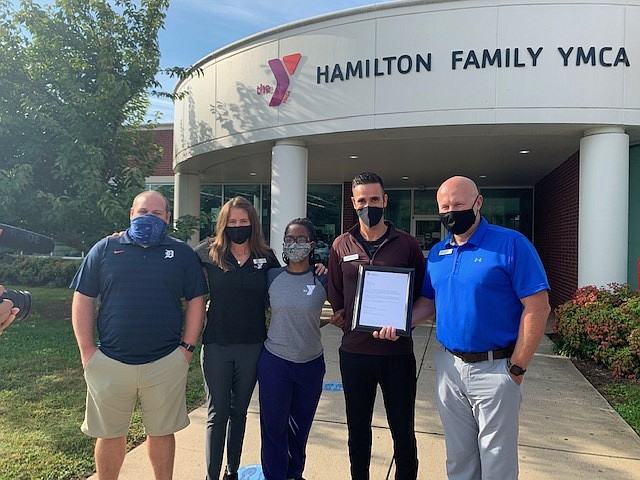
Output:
[{"xmin": 256, "ymin": 53, "xmax": 302, "ymax": 107}]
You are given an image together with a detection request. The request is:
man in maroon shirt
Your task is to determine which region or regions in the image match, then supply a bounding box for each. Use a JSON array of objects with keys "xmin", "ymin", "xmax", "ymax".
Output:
[{"xmin": 328, "ymin": 172, "xmax": 425, "ymax": 480}]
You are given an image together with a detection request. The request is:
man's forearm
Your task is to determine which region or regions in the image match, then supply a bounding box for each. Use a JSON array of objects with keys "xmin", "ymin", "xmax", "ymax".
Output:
[
  {"xmin": 411, "ymin": 296, "xmax": 436, "ymax": 327},
  {"xmin": 182, "ymin": 295, "xmax": 205, "ymax": 345},
  {"xmin": 71, "ymin": 292, "xmax": 97, "ymax": 365},
  {"xmin": 511, "ymin": 290, "xmax": 551, "ymax": 369}
]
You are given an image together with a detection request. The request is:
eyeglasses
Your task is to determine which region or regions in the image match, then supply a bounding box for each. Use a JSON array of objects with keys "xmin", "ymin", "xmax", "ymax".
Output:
[{"xmin": 283, "ymin": 236, "xmax": 311, "ymax": 245}]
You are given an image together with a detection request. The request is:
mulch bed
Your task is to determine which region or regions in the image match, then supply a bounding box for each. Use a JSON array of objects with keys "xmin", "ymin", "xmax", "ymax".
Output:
[{"xmin": 546, "ymin": 333, "xmax": 635, "ymax": 405}]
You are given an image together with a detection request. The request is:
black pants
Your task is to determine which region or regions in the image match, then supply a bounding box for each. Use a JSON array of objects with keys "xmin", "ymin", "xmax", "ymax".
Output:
[{"xmin": 339, "ymin": 349, "xmax": 418, "ymax": 480}]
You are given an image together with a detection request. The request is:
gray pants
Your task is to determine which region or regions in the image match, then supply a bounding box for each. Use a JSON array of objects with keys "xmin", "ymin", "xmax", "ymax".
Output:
[
  {"xmin": 201, "ymin": 342, "xmax": 263, "ymax": 480},
  {"xmin": 435, "ymin": 346, "xmax": 522, "ymax": 480}
]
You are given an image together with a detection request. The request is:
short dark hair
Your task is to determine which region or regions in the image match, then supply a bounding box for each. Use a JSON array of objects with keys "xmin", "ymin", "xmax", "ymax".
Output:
[
  {"xmin": 352, "ymin": 172, "xmax": 384, "ymax": 192},
  {"xmin": 284, "ymin": 217, "xmax": 317, "ymax": 243}
]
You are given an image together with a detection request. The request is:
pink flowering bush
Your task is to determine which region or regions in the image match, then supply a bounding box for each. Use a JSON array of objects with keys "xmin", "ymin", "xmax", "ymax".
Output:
[{"xmin": 554, "ymin": 284, "xmax": 640, "ymax": 379}]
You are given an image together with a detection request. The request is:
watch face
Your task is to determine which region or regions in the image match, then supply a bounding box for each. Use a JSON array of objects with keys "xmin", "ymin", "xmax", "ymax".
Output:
[{"xmin": 509, "ymin": 364, "xmax": 525, "ymax": 376}]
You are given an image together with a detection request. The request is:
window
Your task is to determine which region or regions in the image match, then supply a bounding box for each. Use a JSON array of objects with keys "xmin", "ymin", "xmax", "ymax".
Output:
[
  {"xmin": 386, "ymin": 190, "xmax": 411, "ymax": 233},
  {"xmin": 307, "ymin": 185, "xmax": 342, "ymax": 264},
  {"xmin": 200, "ymin": 185, "xmax": 223, "ymax": 238},
  {"xmin": 481, "ymin": 189, "xmax": 533, "ymax": 240}
]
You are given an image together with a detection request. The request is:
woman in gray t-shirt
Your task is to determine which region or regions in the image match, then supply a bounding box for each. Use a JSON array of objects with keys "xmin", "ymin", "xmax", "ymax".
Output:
[{"xmin": 257, "ymin": 218, "xmax": 331, "ymax": 480}]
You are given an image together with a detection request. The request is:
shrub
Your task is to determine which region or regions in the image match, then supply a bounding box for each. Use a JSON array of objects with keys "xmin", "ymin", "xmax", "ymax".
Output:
[
  {"xmin": 554, "ymin": 284, "xmax": 640, "ymax": 379},
  {"xmin": 0, "ymin": 256, "xmax": 82, "ymax": 288}
]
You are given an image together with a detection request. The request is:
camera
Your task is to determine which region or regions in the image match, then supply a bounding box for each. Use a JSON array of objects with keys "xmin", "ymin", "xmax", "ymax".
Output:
[{"xmin": 1, "ymin": 289, "xmax": 31, "ymax": 322}]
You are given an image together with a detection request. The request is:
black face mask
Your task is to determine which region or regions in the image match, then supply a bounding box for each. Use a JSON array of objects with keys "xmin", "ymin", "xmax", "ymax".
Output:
[
  {"xmin": 439, "ymin": 196, "xmax": 479, "ymax": 235},
  {"xmin": 225, "ymin": 225, "xmax": 252, "ymax": 244},
  {"xmin": 356, "ymin": 206, "xmax": 384, "ymax": 228}
]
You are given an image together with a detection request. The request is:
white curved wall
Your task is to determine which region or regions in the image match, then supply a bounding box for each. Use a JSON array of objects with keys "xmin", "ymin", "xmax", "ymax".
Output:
[{"xmin": 174, "ymin": 0, "xmax": 640, "ymax": 165}]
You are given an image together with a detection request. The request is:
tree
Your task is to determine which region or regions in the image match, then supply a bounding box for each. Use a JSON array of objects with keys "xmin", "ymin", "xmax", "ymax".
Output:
[{"xmin": 0, "ymin": 0, "xmax": 185, "ymax": 251}]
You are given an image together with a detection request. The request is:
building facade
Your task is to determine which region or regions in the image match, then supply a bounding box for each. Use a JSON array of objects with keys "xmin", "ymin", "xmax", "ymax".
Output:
[{"xmin": 156, "ymin": 0, "xmax": 640, "ymax": 306}]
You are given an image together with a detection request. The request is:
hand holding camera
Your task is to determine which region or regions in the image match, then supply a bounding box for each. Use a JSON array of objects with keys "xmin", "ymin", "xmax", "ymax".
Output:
[
  {"xmin": 0, "ymin": 224, "xmax": 47, "ymax": 336},
  {"xmin": 0, "ymin": 285, "xmax": 31, "ymax": 335}
]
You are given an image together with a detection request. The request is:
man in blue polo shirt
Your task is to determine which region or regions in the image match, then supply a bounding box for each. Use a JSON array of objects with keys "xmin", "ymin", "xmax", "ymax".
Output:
[
  {"xmin": 418, "ymin": 176, "xmax": 550, "ymax": 480},
  {"xmin": 71, "ymin": 190, "xmax": 207, "ymax": 480}
]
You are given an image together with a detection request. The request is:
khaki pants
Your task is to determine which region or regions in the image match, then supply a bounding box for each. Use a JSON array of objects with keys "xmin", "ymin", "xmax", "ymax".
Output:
[{"xmin": 82, "ymin": 347, "xmax": 190, "ymax": 438}]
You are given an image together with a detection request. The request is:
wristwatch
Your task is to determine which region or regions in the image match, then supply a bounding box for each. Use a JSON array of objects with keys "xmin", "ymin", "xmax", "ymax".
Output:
[
  {"xmin": 507, "ymin": 359, "xmax": 526, "ymax": 376},
  {"xmin": 179, "ymin": 341, "xmax": 196, "ymax": 352}
]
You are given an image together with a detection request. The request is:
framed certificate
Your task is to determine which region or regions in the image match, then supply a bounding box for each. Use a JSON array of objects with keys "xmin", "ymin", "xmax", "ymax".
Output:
[{"xmin": 352, "ymin": 265, "xmax": 415, "ymax": 337}]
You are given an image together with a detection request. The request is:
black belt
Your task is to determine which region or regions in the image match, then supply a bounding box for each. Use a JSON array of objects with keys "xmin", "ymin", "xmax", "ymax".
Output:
[{"xmin": 446, "ymin": 347, "xmax": 513, "ymax": 363}]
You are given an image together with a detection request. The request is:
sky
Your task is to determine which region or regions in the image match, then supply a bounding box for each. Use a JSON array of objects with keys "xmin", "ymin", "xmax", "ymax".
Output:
[{"xmin": 151, "ymin": 0, "xmax": 394, "ymax": 122}]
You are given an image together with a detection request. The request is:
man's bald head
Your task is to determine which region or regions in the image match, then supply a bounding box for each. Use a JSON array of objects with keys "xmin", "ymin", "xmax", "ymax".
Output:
[
  {"xmin": 438, "ymin": 176, "xmax": 479, "ymax": 203},
  {"xmin": 437, "ymin": 176, "xmax": 481, "ymax": 211},
  {"xmin": 130, "ymin": 191, "xmax": 171, "ymax": 223},
  {"xmin": 132, "ymin": 191, "xmax": 169, "ymax": 212}
]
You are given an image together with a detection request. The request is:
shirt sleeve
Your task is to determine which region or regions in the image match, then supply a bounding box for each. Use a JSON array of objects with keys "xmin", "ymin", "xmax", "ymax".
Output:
[
  {"xmin": 182, "ymin": 245, "xmax": 208, "ymax": 300},
  {"xmin": 267, "ymin": 267, "xmax": 285, "ymax": 290},
  {"xmin": 69, "ymin": 238, "xmax": 108, "ymax": 297},
  {"xmin": 420, "ymin": 249, "xmax": 436, "ymax": 300},
  {"xmin": 327, "ymin": 239, "xmax": 344, "ymax": 311},
  {"xmin": 408, "ymin": 236, "xmax": 426, "ymax": 301},
  {"xmin": 267, "ymin": 250, "xmax": 281, "ymax": 269},
  {"xmin": 194, "ymin": 239, "xmax": 212, "ymax": 264},
  {"xmin": 318, "ymin": 273, "xmax": 329, "ymax": 293},
  {"xmin": 511, "ymin": 235, "xmax": 550, "ymax": 299}
]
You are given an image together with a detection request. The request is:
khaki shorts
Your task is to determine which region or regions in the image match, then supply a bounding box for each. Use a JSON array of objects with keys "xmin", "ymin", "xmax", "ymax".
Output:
[{"xmin": 82, "ymin": 347, "xmax": 190, "ymax": 438}]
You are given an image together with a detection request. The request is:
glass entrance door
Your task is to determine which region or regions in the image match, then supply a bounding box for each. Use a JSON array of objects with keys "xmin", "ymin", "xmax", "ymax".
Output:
[{"xmin": 413, "ymin": 216, "xmax": 444, "ymax": 257}]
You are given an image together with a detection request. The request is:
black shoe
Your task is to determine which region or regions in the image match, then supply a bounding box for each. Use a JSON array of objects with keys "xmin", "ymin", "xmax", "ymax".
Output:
[{"xmin": 222, "ymin": 472, "xmax": 238, "ymax": 480}]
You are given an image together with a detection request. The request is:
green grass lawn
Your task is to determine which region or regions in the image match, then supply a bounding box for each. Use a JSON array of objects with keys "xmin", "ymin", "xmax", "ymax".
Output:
[
  {"xmin": 0, "ymin": 286, "xmax": 206, "ymax": 480},
  {"xmin": 605, "ymin": 383, "xmax": 640, "ymax": 435}
]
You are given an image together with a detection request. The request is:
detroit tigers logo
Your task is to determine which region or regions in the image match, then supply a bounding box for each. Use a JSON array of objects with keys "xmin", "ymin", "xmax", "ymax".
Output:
[
  {"xmin": 164, "ymin": 249, "xmax": 174, "ymax": 259},
  {"xmin": 267, "ymin": 53, "xmax": 302, "ymax": 107}
]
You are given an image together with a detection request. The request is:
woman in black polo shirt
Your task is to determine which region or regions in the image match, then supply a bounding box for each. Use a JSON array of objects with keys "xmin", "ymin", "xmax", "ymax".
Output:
[{"xmin": 195, "ymin": 196, "xmax": 279, "ymax": 480}]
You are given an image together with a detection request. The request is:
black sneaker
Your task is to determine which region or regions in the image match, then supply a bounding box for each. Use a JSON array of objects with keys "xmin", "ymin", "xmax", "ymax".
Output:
[{"xmin": 222, "ymin": 472, "xmax": 238, "ymax": 480}]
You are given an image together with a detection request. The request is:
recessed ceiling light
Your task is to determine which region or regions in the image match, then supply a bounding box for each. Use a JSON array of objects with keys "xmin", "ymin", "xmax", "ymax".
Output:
[
  {"xmin": 479, "ymin": 175, "xmax": 487, "ymax": 179},
  {"xmin": 519, "ymin": 150, "xmax": 531, "ymax": 154},
  {"xmin": 249, "ymin": 172, "xmax": 257, "ymax": 176},
  {"xmin": 349, "ymin": 155, "xmax": 358, "ymax": 159},
  {"xmin": 401, "ymin": 176, "xmax": 409, "ymax": 180}
]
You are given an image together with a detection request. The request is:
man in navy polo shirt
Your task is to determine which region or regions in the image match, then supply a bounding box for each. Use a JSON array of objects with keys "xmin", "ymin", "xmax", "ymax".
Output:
[
  {"xmin": 71, "ymin": 190, "xmax": 207, "ymax": 480},
  {"xmin": 418, "ymin": 176, "xmax": 550, "ymax": 480}
]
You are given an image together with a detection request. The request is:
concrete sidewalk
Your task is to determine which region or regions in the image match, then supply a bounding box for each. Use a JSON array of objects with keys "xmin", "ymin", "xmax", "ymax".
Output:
[{"xmin": 94, "ymin": 313, "xmax": 640, "ymax": 479}]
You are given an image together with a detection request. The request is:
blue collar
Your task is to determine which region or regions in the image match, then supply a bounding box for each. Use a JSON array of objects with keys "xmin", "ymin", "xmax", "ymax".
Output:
[{"xmin": 445, "ymin": 217, "xmax": 488, "ymax": 248}]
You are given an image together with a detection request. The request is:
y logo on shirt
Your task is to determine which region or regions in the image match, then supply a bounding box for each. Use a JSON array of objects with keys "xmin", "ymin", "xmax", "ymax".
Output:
[
  {"xmin": 474, "ymin": 257, "xmax": 483, "ymax": 262},
  {"xmin": 304, "ymin": 285, "xmax": 316, "ymax": 296},
  {"xmin": 164, "ymin": 249, "xmax": 174, "ymax": 259}
]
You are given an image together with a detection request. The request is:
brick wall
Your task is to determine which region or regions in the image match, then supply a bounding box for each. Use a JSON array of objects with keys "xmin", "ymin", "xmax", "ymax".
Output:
[
  {"xmin": 342, "ymin": 182, "xmax": 356, "ymax": 232},
  {"xmin": 534, "ymin": 152, "xmax": 579, "ymax": 308},
  {"xmin": 152, "ymin": 128, "xmax": 174, "ymax": 176}
]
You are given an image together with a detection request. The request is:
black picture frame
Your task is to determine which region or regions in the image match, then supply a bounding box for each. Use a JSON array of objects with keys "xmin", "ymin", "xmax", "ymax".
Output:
[{"xmin": 352, "ymin": 265, "xmax": 415, "ymax": 337}]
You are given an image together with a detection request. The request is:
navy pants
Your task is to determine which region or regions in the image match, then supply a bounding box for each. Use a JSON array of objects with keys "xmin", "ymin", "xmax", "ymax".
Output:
[
  {"xmin": 339, "ymin": 350, "xmax": 418, "ymax": 480},
  {"xmin": 257, "ymin": 348, "xmax": 325, "ymax": 480}
]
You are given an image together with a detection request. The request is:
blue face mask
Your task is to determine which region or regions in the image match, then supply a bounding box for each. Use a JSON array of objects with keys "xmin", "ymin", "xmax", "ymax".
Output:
[{"xmin": 129, "ymin": 214, "xmax": 168, "ymax": 246}]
